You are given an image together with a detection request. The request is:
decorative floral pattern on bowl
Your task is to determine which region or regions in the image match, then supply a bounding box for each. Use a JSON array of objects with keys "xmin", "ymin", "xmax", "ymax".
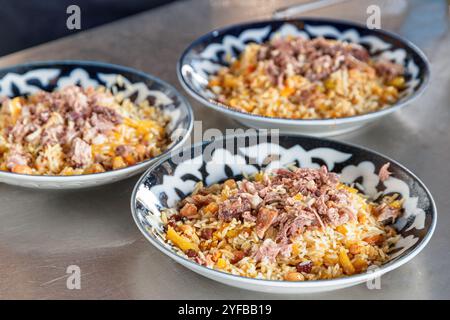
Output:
[
  {"xmin": 0, "ymin": 60, "xmax": 193, "ymax": 189},
  {"xmin": 178, "ymin": 19, "xmax": 430, "ymax": 136},
  {"xmin": 131, "ymin": 134, "xmax": 436, "ymax": 293}
]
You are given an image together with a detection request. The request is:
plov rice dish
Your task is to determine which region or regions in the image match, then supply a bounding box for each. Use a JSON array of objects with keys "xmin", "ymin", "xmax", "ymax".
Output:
[
  {"xmin": 162, "ymin": 164, "xmax": 403, "ymax": 281},
  {"xmin": 209, "ymin": 36, "xmax": 405, "ymax": 120},
  {"xmin": 0, "ymin": 85, "xmax": 169, "ymax": 175}
]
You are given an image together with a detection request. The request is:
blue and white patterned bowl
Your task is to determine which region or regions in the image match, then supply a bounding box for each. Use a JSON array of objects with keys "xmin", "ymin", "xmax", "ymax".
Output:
[
  {"xmin": 0, "ymin": 60, "xmax": 193, "ymax": 189},
  {"xmin": 131, "ymin": 134, "xmax": 436, "ymax": 293},
  {"xmin": 178, "ymin": 18, "xmax": 430, "ymax": 136}
]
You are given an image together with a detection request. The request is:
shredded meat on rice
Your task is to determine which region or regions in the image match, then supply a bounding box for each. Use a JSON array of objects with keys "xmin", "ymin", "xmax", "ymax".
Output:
[
  {"xmin": 209, "ymin": 36, "xmax": 406, "ymax": 119},
  {"xmin": 0, "ymin": 84, "xmax": 170, "ymax": 175},
  {"xmin": 163, "ymin": 165, "xmax": 403, "ymax": 281}
]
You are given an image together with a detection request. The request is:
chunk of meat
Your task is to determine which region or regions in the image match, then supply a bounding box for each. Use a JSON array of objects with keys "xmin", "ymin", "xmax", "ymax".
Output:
[
  {"xmin": 374, "ymin": 60, "xmax": 404, "ymax": 82},
  {"xmin": 230, "ymin": 250, "xmax": 245, "ymax": 264},
  {"xmin": 70, "ymin": 137, "xmax": 93, "ymax": 168},
  {"xmin": 239, "ymin": 192, "xmax": 263, "ymax": 209},
  {"xmin": 9, "ymin": 120, "xmax": 35, "ymax": 144},
  {"xmin": 200, "ymin": 228, "xmax": 214, "ymax": 240},
  {"xmin": 92, "ymin": 105, "xmax": 123, "ymax": 125},
  {"xmin": 191, "ymin": 194, "xmax": 215, "ymax": 207},
  {"xmin": 378, "ymin": 162, "xmax": 392, "ymax": 182},
  {"xmin": 324, "ymin": 207, "xmax": 341, "ymax": 226},
  {"xmin": 241, "ymin": 180, "xmax": 257, "ymax": 194},
  {"xmin": 255, "ymin": 207, "xmax": 278, "ymax": 238},
  {"xmin": 64, "ymin": 121, "xmax": 79, "ymax": 145},
  {"xmin": 348, "ymin": 45, "xmax": 370, "ymax": 62},
  {"xmin": 305, "ymin": 54, "xmax": 335, "ymax": 81},
  {"xmin": 218, "ymin": 196, "xmax": 251, "ymax": 221},
  {"xmin": 166, "ymin": 214, "xmax": 182, "ymax": 228},
  {"xmin": 253, "ymin": 239, "xmax": 281, "ymax": 263},
  {"xmin": 373, "ymin": 203, "xmax": 402, "ymax": 223},
  {"xmin": 60, "ymin": 85, "xmax": 89, "ymax": 114},
  {"xmin": 90, "ymin": 113, "xmax": 115, "ymax": 133},
  {"xmin": 289, "ymin": 87, "xmax": 319, "ymax": 107},
  {"xmin": 276, "ymin": 210, "xmax": 316, "ymax": 243},
  {"xmin": 185, "ymin": 249, "xmax": 198, "ymax": 258},
  {"xmin": 181, "ymin": 193, "xmax": 214, "ymax": 206},
  {"xmin": 41, "ymin": 124, "xmax": 64, "ymax": 145},
  {"xmin": 242, "ymin": 211, "xmax": 257, "ymax": 222},
  {"xmin": 180, "ymin": 203, "xmax": 198, "ymax": 218},
  {"xmin": 5, "ymin": 146, "xmax": 29, "ymax": 169}
]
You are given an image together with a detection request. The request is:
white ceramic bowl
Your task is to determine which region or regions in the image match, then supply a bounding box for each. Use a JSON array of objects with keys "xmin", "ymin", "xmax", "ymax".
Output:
[
  {"xmin": 131, "ymin": 134, "xmax": 436, "ymax": 293},
  {"xmin": 0, "ymin": 61, "xmax": 193, "ymax": 189},
  {"xmin": 178, "ymin": 18, "xmax": 430, "ymax": 136}
]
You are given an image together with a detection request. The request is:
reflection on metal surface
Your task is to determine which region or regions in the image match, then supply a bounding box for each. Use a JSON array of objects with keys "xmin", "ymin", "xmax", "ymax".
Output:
[
  {"xmin": 399, "ymin": 0, "xmax": 448, "ymax": 49},
  {"xmin": 273, "ymin": 0, "xmax": 350, "ymax": 18}
]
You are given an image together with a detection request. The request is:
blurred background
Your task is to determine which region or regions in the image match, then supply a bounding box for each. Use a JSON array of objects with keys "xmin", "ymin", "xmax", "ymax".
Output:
[
  {"xmin": 0, "ymin": 0, "xmax": 447, "ymax": 57},
  {"xmin": 0, "ymin": 0, "xmax": 177, "ymax": 56}
]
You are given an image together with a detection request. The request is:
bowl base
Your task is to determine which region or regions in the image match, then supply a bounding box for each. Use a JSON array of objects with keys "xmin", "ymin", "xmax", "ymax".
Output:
[{"xmin": 234, "ymin": 119, "xmax": 366, "ymax": 137}]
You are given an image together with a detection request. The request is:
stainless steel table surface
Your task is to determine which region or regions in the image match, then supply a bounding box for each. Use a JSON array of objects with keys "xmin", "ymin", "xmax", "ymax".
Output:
[{"xmin": 0, "ymin": 0, "xmax": 449, "ymax": 299}]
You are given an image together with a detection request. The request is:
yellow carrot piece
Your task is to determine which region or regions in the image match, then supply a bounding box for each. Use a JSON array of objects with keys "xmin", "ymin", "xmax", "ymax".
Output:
[
  {"xmin": 336, "ymin": 225, "xmax": 347, "ymax": 235},
  {"xmin": 216, "ymin": 258, "xmax": 227, "ymax": 269},
  {"xmin": 339, "ymin": 248, "xmax": 355, "ymax": 275},
  {"xmin": 166, "ymin": 226, "xmax": 198, "ymax": 252}
]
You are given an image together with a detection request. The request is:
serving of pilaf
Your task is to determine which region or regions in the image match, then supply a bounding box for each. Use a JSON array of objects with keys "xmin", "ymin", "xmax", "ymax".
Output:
[
  {"xmin": 161, "ymin": 164, "xmax": 403, "ymax": 281},
  {"xmin": 0, "ymin": 85, "xmax": 169, "ymax": 175},
  {"xmin": 208, "ymin": 36, "xmax": 406, "ymax": 119}
]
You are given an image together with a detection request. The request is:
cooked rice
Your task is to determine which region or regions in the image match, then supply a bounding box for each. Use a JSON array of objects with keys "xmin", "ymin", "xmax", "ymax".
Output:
[{"xmin": 208, "ymin": 36, "xmax": 405, "ymax": 119}]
